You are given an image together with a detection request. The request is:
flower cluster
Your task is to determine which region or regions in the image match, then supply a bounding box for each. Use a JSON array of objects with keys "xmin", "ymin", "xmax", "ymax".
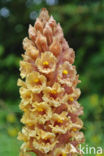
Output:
[{"xmin": 18, "ymin": 8, "xmax": 84, "ymax": 156}]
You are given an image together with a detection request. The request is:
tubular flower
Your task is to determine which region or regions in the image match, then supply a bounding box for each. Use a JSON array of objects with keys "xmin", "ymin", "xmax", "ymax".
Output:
[
  {"xmin": 43, "ymin": 83, "xmax": 65, "ymax": 107},
  {"xmin": 17, "ymin": 8, "xmax": 84, "ymax": 156},
  {"xmin": 35, "ymin": 51, "xmax": 57, "ymax": 74},
  {"xmin": 57, "ymin": 61, "xmax": 77, "ymax": 87},
  {"xmin": 26, "ymin": 71, "xmax": 46, "ymax": 93}
]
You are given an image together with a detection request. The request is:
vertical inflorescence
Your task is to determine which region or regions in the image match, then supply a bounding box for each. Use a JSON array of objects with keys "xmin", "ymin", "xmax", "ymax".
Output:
[{"xmin": 17, "ymin": 8, "xmax": 84, "ymax": 156}]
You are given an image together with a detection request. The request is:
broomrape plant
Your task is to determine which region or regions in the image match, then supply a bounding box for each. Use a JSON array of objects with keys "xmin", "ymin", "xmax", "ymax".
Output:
[{"xmin": 17, "ymin": 8, "xmax": 84, "ymax": 156}]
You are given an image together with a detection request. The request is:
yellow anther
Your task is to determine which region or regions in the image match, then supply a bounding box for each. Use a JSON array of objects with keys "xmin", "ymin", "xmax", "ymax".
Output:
[
  {"xmin": 51, "ymin": 90, "xmax": 57, "ymax": 94},
  {"xmin": 57, "ymin": 119, "xmax": 63, "ymax": 123},
  {"xmin": 37, "ymin": 107, "xmax": 43, "ymax": 112},
  {"xmin": 27, "ymin": 123, "xmax": 33, "ymax": 126},
  {"xmin": 43, "ymin": 61, "xmax": 49, "ymax": 66},
  {"xmin": 62, "ymin": 153, "xmax": 67, "ymax": 156},
  {"xmin": 72, "ymin": 128, "xmax": 77, "ymax": 132},
  {"xmin": 63, "ymin": 69, "xmax": 68, "ymax": 75},
  {"xmin": 69, "ymin": 97, "xmax": 74, "ymax": 102},
  {"xmin": 34, "ymin": 78, "xmax": 39, "ymax": 83}
]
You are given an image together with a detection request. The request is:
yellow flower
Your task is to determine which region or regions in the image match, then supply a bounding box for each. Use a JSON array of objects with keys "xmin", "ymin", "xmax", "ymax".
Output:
[
  {"xmin": 53, "ymin": 143, "xmax": 73, "ymax": 156},
  {"xmin": 33, "ymin": 139, "xmax": 58, "ymax": 153},
  {"xmin": 20, "ymin": 61, "xmax": 34, "ymax": 78},
  {"xmin": 52, "ymin": 112, "xmax": 68, "ymax": 124},
  {"xmin": 57, "ymin": 61, "xmax": 77, "ymax": 87},
  {"xmin": 26, "ymin": 71, "xmax": 46, "ymax": 93},
  {"xmin": 21, "ymin": 102, "xmax": 52, "ymax": 125},
  {"xmin": 35, "ymin": 51, "xmax": 57, "ymax": 74},
  {"xmin": 18, "ymin": 128, "xmax": 29, "ymax": 142},
  {"xmin": 63, "ymin": 88, "xmax": 81, "ymax": 104},
  {"xmin": 17, "ymin": 79, "xmax": 26, "ymax": 87},
  {"xmin": 19, "ymin": 87, "xmax": 32, "ymax": 105},
  {"xmin": 43, "ymin": 83, "xmax": 65, "ymax": 107}
]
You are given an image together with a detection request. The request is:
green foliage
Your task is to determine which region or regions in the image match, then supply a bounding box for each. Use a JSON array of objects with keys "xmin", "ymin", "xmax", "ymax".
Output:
[
  {"xmin": 0, "ymin": 0, "xmax": 104, "ymax": 155},
  {"xmin": 0, "ymin": 133, "xmax": 21, "ymax": 156}
]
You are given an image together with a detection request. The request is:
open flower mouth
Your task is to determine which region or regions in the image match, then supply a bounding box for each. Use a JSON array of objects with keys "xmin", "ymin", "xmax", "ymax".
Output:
[
  {"xmin": 62, "ymin": 69, "xmax": 70, "ymax": 79},
  {"xmin": 43, "ymin": 83, "xmax": 65, "ymax": 107},
  {"xmin": 57, "ymin": 61, "xmax": 77, "ymax": 87},
  {"xmin": 31, "ymin": 101, "xmax": 52, "ymax": 119},
  {"xmin": 49, "ymin": 92, "xmax": 58, "ymax": 100},
  {"xmin": 35, "ymin": 51, "xmax": 57, "ymax": 74},
  {"xmin": 26, "ymin": 71, "xmax": 46, "ymax": 93},
  {"xmin": 58, "ymin": 153, "xmax": 67, "ymax": 156},
  {"xmin": 43, "ymin": 61, "xmax": 49, "ymax": 68},
  {"xmin": 33, "ymin": 78, "xmax": 42, "ymax": 86}
]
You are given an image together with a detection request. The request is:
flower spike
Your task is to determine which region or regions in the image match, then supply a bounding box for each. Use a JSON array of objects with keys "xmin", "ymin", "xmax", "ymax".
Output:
[{"xmin": 18, "ymin": 8, "xmax": 84, "ymax": 156}]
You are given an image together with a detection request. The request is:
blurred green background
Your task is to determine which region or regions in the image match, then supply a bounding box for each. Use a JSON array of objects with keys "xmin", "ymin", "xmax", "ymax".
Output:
[{"xmin": 0, "ymin": 0, "xmax": 104, "ymax": 156}]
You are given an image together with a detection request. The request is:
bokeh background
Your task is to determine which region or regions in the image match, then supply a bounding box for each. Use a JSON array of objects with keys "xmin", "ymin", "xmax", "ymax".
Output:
[{"xmin": 0, "ymin": 0, "xmax": 104, "ymax": 156}]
